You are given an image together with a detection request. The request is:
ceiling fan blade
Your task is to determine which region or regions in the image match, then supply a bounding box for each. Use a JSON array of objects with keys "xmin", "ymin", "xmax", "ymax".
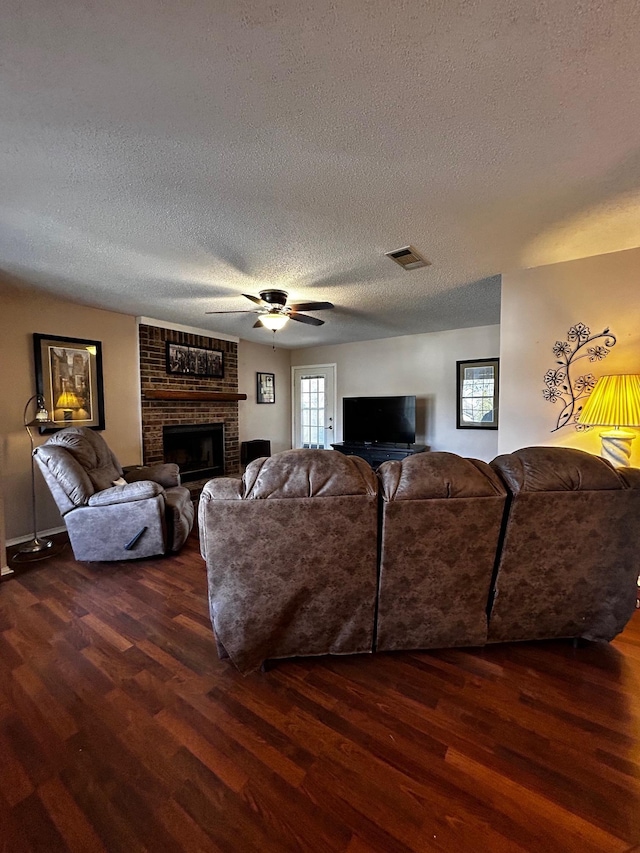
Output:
[
  {"xmin": 205, "ymin": 309, "xmax": 257, "ymax": 315},
  {"xmin": 243, "ymin": 293, "xmax": 267, "ymax": 306},
  {"xmin": 289, "ymin": 301, "xmax": 334, "ymax": 312},
  {"xmin": 289, "ymin": 313, "xmax": 324, "ymax": 326}
]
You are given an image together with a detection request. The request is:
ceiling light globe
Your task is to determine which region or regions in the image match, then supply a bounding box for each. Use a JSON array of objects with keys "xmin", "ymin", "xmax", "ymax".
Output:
[{"xmin": 260, "ymin": 314, "xmax": 288, "ymax": 331}]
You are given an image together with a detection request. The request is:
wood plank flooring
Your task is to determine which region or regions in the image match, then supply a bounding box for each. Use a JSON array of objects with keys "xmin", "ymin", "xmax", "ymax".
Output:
[{"xmin": 1, "ymin": 529, "xmax": 639, "ymax": 852}]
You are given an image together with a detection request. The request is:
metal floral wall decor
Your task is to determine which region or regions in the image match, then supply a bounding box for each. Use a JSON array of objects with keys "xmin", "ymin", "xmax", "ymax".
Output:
[{"xmin": 543, "ymin": 323, "xmax": 617, "ymax": 432}]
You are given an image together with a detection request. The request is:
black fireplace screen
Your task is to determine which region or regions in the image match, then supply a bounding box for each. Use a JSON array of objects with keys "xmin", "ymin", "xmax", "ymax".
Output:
[{"xmin": 163, "ymin": 423, "xmax": 224, "ymax": 483}]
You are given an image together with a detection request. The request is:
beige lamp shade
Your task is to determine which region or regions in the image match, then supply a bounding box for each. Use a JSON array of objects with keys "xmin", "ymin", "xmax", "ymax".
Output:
[{"xmin": 578, "ymin": 374, "xmax": 640, "ymax": 466}]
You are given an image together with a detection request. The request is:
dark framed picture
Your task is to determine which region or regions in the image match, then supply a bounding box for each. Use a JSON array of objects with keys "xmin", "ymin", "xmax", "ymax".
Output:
[
  {"xmin": 165, "ymin": 342, "xmax": 224, "ymax": 377},
  {"xmin": 456, "ymin": 358, "xmax": 499, "ymax": 429},
  {"xmin": 257, "ymin": 372, "xmax": 275, "ymax": 404},
  {"xmin": 33, "ymin": 333, "xmax": 105, "ymax": 432}
]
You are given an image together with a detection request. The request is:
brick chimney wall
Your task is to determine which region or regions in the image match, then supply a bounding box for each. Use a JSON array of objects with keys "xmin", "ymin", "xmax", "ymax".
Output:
[{"xmin": 138, "ymin": 324, "xmax": 240, "ymax": 474}]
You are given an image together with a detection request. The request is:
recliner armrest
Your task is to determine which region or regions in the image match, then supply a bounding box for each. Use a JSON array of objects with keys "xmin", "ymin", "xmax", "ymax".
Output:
[
  {"xmin": 124, "ymin": 463, "xmax": 181, "ymax": 488},
  {"xmin": 88, "ymin": 481, "xmax": 164, "ymax": 507}
]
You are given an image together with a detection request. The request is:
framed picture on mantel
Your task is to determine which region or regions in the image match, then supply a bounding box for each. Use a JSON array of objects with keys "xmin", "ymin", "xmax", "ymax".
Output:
[
  {"xmin": 166, "ymin": 342, "xmax": 224, "ymax": 378},
  {"xmin": 257, "ymin": 372, "xmax": 275, "ymax": 404}
]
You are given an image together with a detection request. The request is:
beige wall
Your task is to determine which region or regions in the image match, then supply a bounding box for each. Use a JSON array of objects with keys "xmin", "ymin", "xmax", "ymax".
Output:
[
  {"xmin": 292, "ymin": 325, "xmax": 501, "ymax": 461},
  {"xmin": 499, "ymin": 247, "xmax": 640, "ymax": 463},
  {"xmin": 0, "ymin": 278, "xmax": 142, "ymax": 541},
  {"xmin": 238, "ymin": 340, "xmax": 292, "ymax": 455}
]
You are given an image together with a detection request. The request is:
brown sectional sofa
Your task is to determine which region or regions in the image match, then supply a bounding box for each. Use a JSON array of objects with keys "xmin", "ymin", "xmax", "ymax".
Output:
[
  {"xmin": 198, "ymin": 450, "xmax": 379, "ymax": 674},
  {"xmin": 199, "ymin": 446, "xmax": 640, "ymax": 674},
  {"xmin": 488, "ymin": 446, "xmax": 640, "ymax": 645},
  {"xmin": 376, "ymin": 452, "xmax": 507, "ymax": 652}
]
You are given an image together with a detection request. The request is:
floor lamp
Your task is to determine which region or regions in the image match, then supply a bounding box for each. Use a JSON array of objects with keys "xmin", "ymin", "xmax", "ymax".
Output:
[
  {"xmin": 577, "ymin": 374, "xmax": 640, "ymax": 467},
  {"xmin": 15, "ymin": 394, "xmax": 57, "ymax": 558}
]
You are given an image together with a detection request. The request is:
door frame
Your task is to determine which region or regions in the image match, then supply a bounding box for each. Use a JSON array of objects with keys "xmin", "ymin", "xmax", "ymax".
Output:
[{"xmin": 291, "ymin": 363, "xmax": 337, "ymax": 449}]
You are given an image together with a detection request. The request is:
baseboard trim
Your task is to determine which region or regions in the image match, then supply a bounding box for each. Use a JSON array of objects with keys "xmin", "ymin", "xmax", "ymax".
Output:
[{"xmin": 6, "ymin": 526, "xmax": 67, "ymax": 547}]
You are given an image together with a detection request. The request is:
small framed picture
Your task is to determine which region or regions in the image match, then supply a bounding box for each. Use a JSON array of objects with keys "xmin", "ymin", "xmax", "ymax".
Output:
[
  {"xmin": 456, "ymin": 358, "xmax": 499, "ymax": 429},
  {"xmin": 257, "ymin": 372, "xmax": 275, "ymax": 404}
]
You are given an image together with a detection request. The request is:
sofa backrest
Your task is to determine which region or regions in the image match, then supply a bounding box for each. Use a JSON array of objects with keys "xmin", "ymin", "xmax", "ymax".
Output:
[
  {"xmin": 489, "ymin": 446, "xmax": 640, "ymax": 643},
  {"xmin": 34, "ymin": 426, "xmax": 123, "ymax": 514},
  {"xmin": 242, "ymin": 448, "xmax": 378, "ymax": 498},
  {"xmin": 199, "ymin": 448, "xmax": 379, "ymax": 673},
  {"xmin": 376, "ymin": 451, "xmax": 507, "ymax": 652}
]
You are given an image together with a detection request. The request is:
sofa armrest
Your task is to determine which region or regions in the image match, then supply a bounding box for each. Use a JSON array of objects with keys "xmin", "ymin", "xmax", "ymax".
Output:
[
  {"xmin": 88, "ymin": 481, "xmax": 164, "ymax": 507},
  {"xmin": 200, "ymin": 479, "xmax": 244, "ymax": 501},
  {"xmin": 198, "ymin": 479, "xmax": 243, "ymax": 562},
  {"xmin": 124, "ymin": 463, "xmax": 181, "ymax": 488}
]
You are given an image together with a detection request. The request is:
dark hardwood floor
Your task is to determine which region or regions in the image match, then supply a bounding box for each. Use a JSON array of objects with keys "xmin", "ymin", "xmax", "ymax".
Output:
[{"xmin": 2, "ymin": 529, "xmax": 640, "ymax": 853}]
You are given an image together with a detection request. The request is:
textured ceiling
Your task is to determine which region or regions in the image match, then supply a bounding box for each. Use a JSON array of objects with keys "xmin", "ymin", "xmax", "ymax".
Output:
[{"xmin": 2, "ymin": 0, "xmax": 640, "ymax": 347}]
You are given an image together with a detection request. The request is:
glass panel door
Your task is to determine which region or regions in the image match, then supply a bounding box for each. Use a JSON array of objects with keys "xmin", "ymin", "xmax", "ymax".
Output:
[{"xmin": 292, "ymin": 365, "xmax": 336, "ymax": 449}]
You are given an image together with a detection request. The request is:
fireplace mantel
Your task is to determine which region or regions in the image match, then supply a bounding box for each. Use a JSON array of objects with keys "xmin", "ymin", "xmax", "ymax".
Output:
[{"xmin": 143, "ymin": 390, "xmax": 247, "ymax": 402}]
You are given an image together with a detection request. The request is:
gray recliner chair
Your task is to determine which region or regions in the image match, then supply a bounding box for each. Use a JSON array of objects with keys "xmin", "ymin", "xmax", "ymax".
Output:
[{"xmin": 34, "ymin": 427, "xmax": 194, "ymax": 561}]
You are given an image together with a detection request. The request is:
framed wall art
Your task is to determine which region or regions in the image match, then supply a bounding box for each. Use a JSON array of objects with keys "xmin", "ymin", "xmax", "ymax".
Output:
[
  {"xmin": 456, "ymin": 358, "xmax": 499, "ymax": 429},
  {"xmin": 33, "ymin": 333, "xmax": 105, "ymax": 432},
  {"xmin": 166, "ymin": 342, "xmax": 224, "ymax": 378},
  {"xmin": 257, "ymin": 372, "xmax": 275, "ymax": 404}
]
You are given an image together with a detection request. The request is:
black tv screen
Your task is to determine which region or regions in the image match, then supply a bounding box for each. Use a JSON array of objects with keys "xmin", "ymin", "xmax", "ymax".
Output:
[{"xmin": 343, "ymin": 395, "xmax": 416, "ymax": 445}]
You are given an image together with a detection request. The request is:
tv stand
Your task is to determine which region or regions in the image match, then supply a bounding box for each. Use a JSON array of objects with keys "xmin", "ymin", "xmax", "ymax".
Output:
[{"xmin": 331, "ymin": 442, "xmax": 428, "ymax": 470}]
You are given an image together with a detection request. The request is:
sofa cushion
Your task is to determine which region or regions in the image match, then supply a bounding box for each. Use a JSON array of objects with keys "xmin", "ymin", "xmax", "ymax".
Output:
[
  {"xmin": 378, "ymin": 451, "xmax": 505, "ymax": 500},
  {"xmin": 376, "ymin": 451, "xmax": 507, "ymax": 653},
  {"xmin": 491, "ymin": 446, "xmax": 625, "ymax": 494},
  {"xmin": 88, "ymin": 481, "xmax": 164, "ymax": 506},
  {"xmin": 199, "ymin": 448, "xmax": 379, "ymax": 673},
  {"xmin": 488, "ymin": 446, "xmax": 639, "ymax": 645},
  {"xmin": 33, "ymin": 443, "xmax": 95, "ymax": 509},
  {"xmin": 242, "ymin": 449, "xmax": 378, "ymax": 499},
  {"xmin": 42, "ymin": 427, "xmax": 123, "ymax": 492}
]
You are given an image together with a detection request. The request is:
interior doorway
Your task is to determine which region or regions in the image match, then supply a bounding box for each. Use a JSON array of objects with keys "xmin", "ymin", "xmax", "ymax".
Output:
[{"xmin": 292, "ymin": 364, "xmax": 336, "ymax": 449}]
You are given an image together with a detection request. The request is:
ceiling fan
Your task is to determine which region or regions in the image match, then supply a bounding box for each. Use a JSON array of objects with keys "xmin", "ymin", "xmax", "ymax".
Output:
[{"xmin": 205, "ymin": 289, "xmax": 334, "ymax": 330}]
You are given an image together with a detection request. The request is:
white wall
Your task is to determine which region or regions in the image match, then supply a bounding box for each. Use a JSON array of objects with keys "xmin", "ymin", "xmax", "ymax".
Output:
[
  {"xmin": 499, "ymin": 246, "xmax": 640, "ymax": 463},
  {"xmin": 238, "ymin": 340, "xmax": 292, "ymax": 455},
  {"xmin": 292, "ymin": 325, "xmax": 501, "ymax": 461}
]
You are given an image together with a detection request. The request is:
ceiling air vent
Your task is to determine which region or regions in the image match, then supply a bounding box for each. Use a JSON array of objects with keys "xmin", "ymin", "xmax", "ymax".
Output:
[{"xmin": 385, "ymin": 245, "xmax": 431, "ymax": 270}]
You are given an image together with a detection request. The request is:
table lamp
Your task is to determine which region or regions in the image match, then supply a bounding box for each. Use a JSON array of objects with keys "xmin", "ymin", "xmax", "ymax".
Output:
[{"xmin": 577, "ymin": 374, "xmax": 640, "ymax": 467}]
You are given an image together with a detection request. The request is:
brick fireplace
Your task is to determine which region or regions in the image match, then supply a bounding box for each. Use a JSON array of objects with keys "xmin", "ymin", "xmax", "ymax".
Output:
[
  {"xmin": 163, "ymin": 422, "xmax": 225, "ymax": 482},
  {"xmin": 138, "ymin": 324, "xmax": 242, "ymax": 475}
]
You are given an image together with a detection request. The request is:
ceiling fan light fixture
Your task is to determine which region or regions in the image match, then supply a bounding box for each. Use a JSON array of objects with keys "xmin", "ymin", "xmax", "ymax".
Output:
[{"xmin": 260, "ymin": 313, "xmax": 289, "ymax": 330}]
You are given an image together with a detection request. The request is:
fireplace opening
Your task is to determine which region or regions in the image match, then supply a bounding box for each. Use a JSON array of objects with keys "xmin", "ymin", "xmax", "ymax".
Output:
[{"xmin": 163, "ymin": 423, "xmax": 224, "ymax": 483}]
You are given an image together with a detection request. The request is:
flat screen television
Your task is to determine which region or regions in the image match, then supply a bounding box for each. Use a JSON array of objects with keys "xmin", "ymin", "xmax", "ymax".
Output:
[{"xmin": 343, "ymin": 395, "xmax": 416, "ymax": 445}]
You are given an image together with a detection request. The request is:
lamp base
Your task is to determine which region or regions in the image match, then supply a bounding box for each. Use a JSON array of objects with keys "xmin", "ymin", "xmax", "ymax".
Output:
[
  {"xmin": 17, "ymin": 537, "xmax": 53, "ymax": 555},
  {"xmin": 600, "ymin": 429, "xmax": 636, "ymax": 468}
]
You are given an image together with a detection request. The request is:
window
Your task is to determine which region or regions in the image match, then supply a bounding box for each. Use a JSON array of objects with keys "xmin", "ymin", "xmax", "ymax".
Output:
[{"xmin": 456, "ymin": 358, "xmax": 499, "ymax": 429}]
